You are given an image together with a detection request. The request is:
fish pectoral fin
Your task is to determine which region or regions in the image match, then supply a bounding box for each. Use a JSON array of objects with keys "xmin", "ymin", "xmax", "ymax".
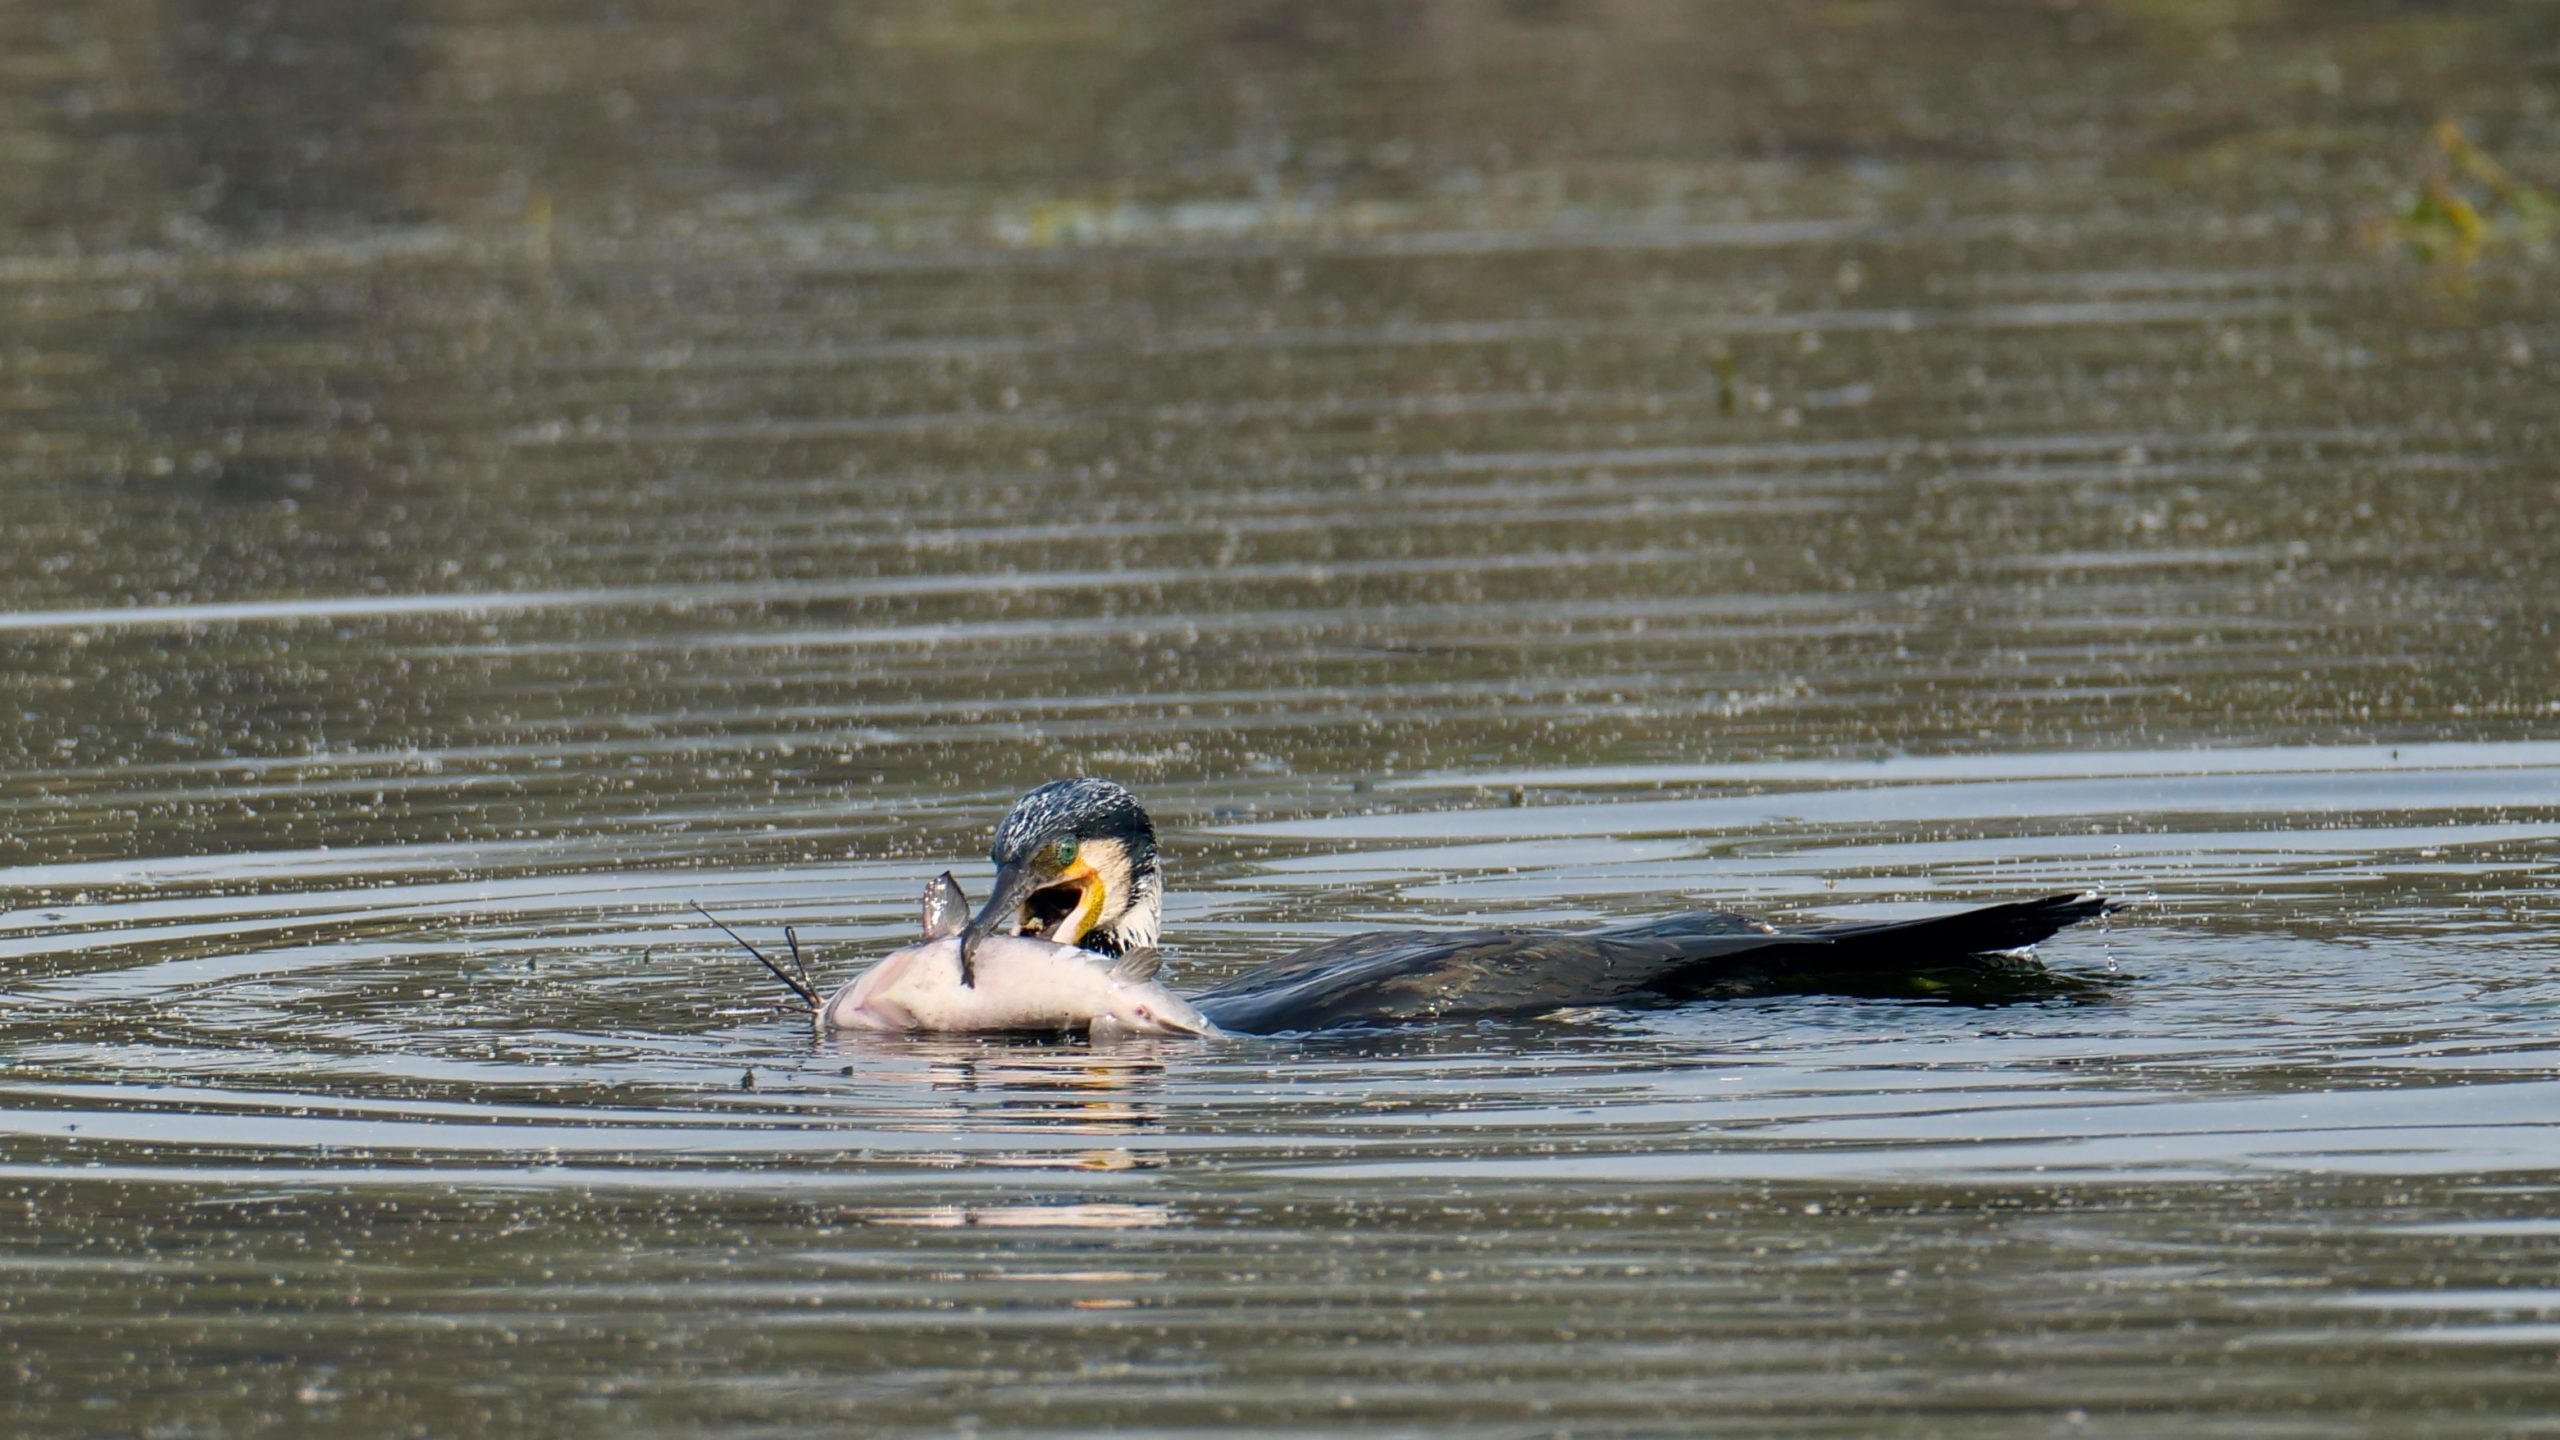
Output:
[{"xmin": 1108, "ymin": 947, "xmax": 1166, "ymax": 983}]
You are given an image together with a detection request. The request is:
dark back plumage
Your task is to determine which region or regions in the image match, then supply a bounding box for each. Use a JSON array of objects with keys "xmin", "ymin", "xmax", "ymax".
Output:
[{"xmin": 1189, "ymin": 894, "xmax": 2114, "ymax": 1034}]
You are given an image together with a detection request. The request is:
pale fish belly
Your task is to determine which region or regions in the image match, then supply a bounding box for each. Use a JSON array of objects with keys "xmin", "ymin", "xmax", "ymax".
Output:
[{"xmin": 818, "ymin": 934, "xmax": 1220, "ymax": 1038}]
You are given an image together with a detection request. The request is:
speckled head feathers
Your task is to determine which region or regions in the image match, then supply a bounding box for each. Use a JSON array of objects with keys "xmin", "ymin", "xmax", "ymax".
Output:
[{"xmin": 991, "ymin": 777, "xmax": 1157, "ymax": 863}]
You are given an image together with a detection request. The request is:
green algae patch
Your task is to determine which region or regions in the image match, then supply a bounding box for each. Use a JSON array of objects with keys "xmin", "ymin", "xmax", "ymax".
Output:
[{"xmin": 2376, "ymin": 120, "xmax": 2559, "ymax": 266}]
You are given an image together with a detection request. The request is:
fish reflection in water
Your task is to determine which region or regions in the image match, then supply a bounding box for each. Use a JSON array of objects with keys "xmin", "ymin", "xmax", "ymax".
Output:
[
  {"xmin": 856, "ymin": 1202, "xmax": 1177, "ymax": 1231},
  {"xmin": 760, "ymin": 779, "xmax": 2119, "ymax": 1039},
  {"xmin": 823, "ymin": 1032, "xmax": 1182, "ymax": 1158}
]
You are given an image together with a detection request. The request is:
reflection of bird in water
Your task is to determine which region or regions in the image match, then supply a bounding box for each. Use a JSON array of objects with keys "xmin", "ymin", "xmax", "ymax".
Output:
[{"xmin": 958, "ymin": 778, "xmax": 2115, "ymax": 1035}]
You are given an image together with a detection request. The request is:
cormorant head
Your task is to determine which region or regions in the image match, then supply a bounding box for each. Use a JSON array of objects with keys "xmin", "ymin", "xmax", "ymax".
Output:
[{"xmin": 959, "ymin": 778, "xmax": 1162, "ymax": 981}]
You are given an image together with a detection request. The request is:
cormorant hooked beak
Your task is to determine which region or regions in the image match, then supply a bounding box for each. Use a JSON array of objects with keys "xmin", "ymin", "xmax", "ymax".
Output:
[{"xmin": 957, "ymin": 865, "xmax": 1034, "ymax": 987}]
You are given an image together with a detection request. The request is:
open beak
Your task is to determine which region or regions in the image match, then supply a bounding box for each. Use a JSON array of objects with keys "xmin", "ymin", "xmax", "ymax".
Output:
[{"xmin": 957, "ymin": 859, "xmax": 1104, "ymax": 986}]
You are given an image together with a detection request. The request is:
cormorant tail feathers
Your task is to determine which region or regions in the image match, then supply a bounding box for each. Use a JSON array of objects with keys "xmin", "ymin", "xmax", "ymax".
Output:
[{"xmin": 1798, "ymin": 890, "xmax": 2116, "ymax": 952}]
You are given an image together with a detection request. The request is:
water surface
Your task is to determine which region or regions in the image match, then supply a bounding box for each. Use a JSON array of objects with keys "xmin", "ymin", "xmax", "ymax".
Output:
[{"xmin": 4, "ymin": 2, "xmax": 2560, "ymax": 1434}]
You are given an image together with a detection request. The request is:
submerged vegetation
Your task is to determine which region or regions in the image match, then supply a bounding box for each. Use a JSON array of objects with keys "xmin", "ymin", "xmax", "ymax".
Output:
[{"xmin": 2376, "ymin": 119, "xmax": 2559, "ymax": 265}]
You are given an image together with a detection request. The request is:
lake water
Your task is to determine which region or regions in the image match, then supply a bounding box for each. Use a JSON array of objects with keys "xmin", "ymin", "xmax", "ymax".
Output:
[{"xmin": 4, "ymin": 1, "xmax": 2559, "ymax": 1433}]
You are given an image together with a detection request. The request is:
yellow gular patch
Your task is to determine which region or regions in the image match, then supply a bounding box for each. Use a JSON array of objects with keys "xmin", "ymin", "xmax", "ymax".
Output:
[{"xmin": 1052, "ymin": 860, "xmax": 1108, "ymax": 945}]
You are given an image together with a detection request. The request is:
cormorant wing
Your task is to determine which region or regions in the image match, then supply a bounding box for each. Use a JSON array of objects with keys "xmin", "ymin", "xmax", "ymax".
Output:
[
  {"xmin": 1187, "ymin": 911, "xmax": 1802, "ymax": 1034},
  {"xmin": 1186, "ymin": 894, "xmax": 2113, "ymax": 1035}
]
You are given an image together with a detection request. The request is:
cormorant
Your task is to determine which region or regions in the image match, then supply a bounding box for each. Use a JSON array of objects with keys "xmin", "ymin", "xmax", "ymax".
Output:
[{"xmin": 956, "ymin": 777, "xmax": 2114, "ymax": 1035}]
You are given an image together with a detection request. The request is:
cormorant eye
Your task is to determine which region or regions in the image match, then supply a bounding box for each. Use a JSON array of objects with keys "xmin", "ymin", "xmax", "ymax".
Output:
[{"xmin": 1051, "ymin": 837, "xmax": 1080, "ymax": 868}]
